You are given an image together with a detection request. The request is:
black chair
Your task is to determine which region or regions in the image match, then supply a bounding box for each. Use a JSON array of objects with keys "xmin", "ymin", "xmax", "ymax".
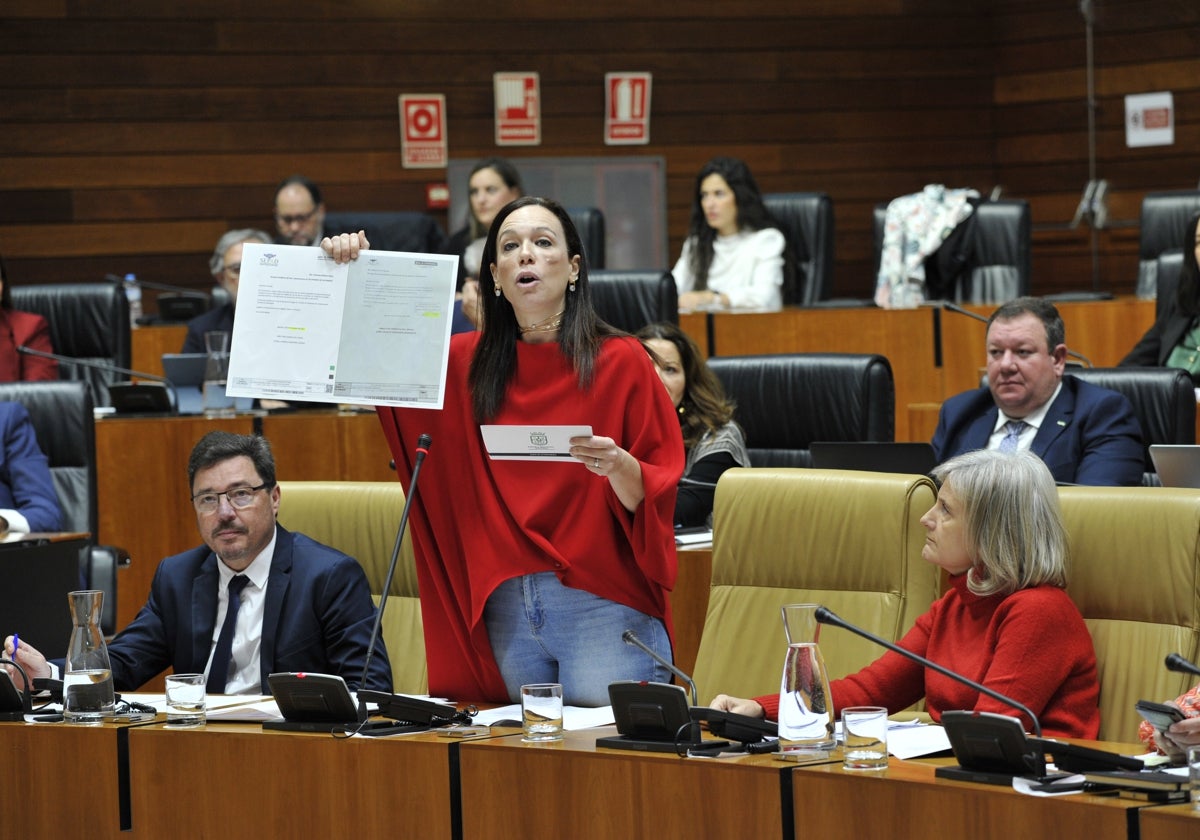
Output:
[
  {"xmin": 11, "ymin": 282, "xmax": 131, "ymax": 409},
  {"xmin": 567, "ymin": 207, "xmax": 606, "ymax": 269},
  {"xmin": 0, "ymin": 381, "xmax": 127, "ymax": 634},
  {"xmin": 1135, "ymin": 191, "xmax": 1200, "ymax": 298},
  {"xmin": 1153, "ymin": 250, "xmax": 1185, "ymax": 320},
  {"xmin": 872, "ymin": 198, "xmax": 1030, "ymax": 304},
  {"xmin": 323, "ymin": 211, "xmax": 449, "ymax": 255},
  {"xmin": 763, "ymin": 192, "xmax": 834, "ymax": 305},
  {"xmin": 707, "ymin": 353, "xmax": 894, "ymax": 468},
  {"xmin": 1068, "ymin": 367, "xmax": 1196, "ymax": 486},
  {"xmin": 589, "ymin": 270, "xmax": 676, "ymax": 333}
]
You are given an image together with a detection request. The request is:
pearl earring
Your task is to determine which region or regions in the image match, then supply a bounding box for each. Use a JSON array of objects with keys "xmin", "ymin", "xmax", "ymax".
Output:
[
  {"xmin": 569, "ymin": 274, "xmax": 577, "ymax": 292},
  {"xmin": 494, "ymin": 286, "xmax": 501, "ymax": 297}
]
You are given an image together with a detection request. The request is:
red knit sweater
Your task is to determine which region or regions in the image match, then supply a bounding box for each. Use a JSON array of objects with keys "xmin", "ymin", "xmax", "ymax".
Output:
[{"xmin": 756, "ymin": 575, "xmax": 1100, "ymax": 738}]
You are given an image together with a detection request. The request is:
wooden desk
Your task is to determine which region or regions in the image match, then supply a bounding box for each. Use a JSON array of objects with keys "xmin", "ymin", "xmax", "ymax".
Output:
[
  {"xmin": 793, "ymin": 754, "xmax": 1144, "ymax": 840},
  {"xmin": 1, "ymin": 721, "xmax": 132, "ymax": 837},
  {"xmin": 126, "ymin": 723, "xmax": 457, "ymax": 839},
  {"xmin": 1140, "ymin": 800, "xmax": 1200, "ymax": 838},
  {"xmin": 458, "ymin": 726, "xmax": 793, "ymax": 839},
  {"xmin": 672, "ymin": 546, "xmax": 711, "ymax": 680},
  {"xmin": 679, "ymin": 299, "xmax": 1159, "ymax": 442}
]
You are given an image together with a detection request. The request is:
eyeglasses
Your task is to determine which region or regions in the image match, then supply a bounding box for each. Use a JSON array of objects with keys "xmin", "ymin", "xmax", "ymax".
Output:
[
  {"xmin": 274, "ymin": 208, "xmax": 318, "ymax": 226},
  {"xmin": 191, "ymin": 483, "xmax": 269, "ymax": 513},
  {"xmin": 223, "ymin": 263, "xmax": 241, "ymax": 276}
]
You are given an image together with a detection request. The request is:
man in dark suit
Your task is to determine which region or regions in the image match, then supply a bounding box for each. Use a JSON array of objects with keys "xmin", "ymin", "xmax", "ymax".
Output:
[
  {"xmin": 0, "ymin": 400, "xmax": 62, "ymax": 533},
  {"xmin": 932, "ymin": 296, "xmax": 1144, "ymax": 486},
  {"xmin": 182, "ymin": 228, "xmax": 272, "ymax": 354},
  {"xmin": 4, "ymin": 430, "xmax": 390, "ymax": 693}
]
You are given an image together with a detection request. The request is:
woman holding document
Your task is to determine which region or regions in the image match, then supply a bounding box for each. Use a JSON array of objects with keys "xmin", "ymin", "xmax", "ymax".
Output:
[
  {"xmin": 709, "ymin": 449, "xmax": 1101, "ymax": 738},
  {"xmin": 323, "ymin": 197, "xmax": 683, "ymax": 706}
]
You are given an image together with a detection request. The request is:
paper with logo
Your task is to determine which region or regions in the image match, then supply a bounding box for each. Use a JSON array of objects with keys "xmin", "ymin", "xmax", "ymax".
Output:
[
  {"xmin": 227, "ymin": 243, "xmax": 458, "ymax": 409},
  {"xmin": 480, "ymin": 425, "xmax": 592, "ymax": 461}
]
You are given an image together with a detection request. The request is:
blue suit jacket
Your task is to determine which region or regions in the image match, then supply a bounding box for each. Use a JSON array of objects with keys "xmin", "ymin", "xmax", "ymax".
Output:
[
  {"xmin": 101, "ymin": 525, "xmax": 392, "ymax": 692},
  {"xmin": 931, "ymin": 375, "xmax": 1144, "ymax": 486},
  {"xmin": 0, "ymin": 401, "xmax": 62, "ymax": 531},
  {"xmin": 181, "ymin": 304, "xmax": 234, "ymax": 354}
]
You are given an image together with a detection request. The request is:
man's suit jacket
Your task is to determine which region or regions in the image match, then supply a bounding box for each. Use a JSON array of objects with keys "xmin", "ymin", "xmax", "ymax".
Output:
[
  {"xmin": 103, "ymin": 525, "xmax": 392, "ymax": 692},
  {"xmin": 181, "ymin": 304, "xmax": 234, "ymax": 354},
  {"xmin": 0, "ymin": 401, "xmax": 62, "ymax": 531},
  {"xmin": 931, "ymin": 374, "xmax": 1145, "ymax": 486}
]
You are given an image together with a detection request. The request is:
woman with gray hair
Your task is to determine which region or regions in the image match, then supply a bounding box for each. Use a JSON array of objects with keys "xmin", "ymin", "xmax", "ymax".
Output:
[
  {"xmin": 181, "ymin": 228, "xmax": 272, "ymax": 353},
  {"xmin": 711, "ymin": 449, "xmax": 1101, "ymax": 738}
]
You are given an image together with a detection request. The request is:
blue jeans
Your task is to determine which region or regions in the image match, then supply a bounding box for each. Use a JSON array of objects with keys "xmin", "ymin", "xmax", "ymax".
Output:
[{"xmin": 483, "ymin": 572, "xmax": 673, "ymax": 707}]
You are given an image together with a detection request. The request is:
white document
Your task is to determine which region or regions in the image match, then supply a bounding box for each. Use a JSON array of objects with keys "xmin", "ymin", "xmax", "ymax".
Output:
[
  {"xmin": 227, "ymin": 243, "xmax": 458, "ymax": 409},
  {"xmin": 481, "ymin": 424, "xmax": 592, "ymax": 461}
]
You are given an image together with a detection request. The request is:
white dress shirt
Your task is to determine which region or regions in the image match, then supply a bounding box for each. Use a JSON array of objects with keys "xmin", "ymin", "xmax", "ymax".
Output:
[{"xmin": 204, "ymin": 531, "xmax": 276, "ymax": 695}]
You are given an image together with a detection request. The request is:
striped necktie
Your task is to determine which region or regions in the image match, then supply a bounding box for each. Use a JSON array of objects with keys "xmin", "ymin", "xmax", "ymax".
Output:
[{"xmin": 998, "ymin": 420, "xmax": 1027, "ymax": 453}]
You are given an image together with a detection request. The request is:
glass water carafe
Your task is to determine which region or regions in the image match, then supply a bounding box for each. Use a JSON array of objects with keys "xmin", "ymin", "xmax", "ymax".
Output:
[
  {"xmin": 202, "ymin": 329, "xmax": 235, "ymax": 417},
  {"xmin": 777, "ymin": 603, "xmax": 836, "ymax": 759},
  {"xmin": 63, "ymin": 590, "xmax": 115, "ymax": 724}
]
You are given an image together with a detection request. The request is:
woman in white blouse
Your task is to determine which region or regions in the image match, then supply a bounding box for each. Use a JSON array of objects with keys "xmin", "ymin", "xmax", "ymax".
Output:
[{"xmin": 673, "ymin": 157, "xmax": 787, "ymax": 311}]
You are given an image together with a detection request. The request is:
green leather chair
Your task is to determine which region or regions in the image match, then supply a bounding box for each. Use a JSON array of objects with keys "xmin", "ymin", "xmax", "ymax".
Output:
[
  {"xmin": 276, "ymin": 481, "xmax": 427, "ymax": 695},
  {"xmin": 690, "ymin": 468, "xmax": 940, "ymax": 706}
]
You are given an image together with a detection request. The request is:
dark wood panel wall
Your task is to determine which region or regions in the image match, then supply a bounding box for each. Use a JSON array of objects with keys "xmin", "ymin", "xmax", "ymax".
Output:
[{"xmin": 1, "ymin": 0, "xmax": 1196, "ymax": 304}]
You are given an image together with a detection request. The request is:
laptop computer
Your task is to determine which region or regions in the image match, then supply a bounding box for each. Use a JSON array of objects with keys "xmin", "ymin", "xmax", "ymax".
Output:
[
  {"xmin": 161, "ymin": 353, "xmax": 254, "ymax": 415},
  {"xmin": 1149, "ymin": 445, "xmax": 1200, "ymax": 488},
  {"xmin": 809, "ymin": 441, "xmax": 938, "ymax": 476}
]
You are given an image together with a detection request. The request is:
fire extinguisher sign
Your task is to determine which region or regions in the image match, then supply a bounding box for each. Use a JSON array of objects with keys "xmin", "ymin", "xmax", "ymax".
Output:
[
  {"xmin": 605, "ymin": 72, "xmax": 652, "ymax": 145},
  {"xmin": 399, "ymin": 94, "xmax": 448, "ymax": 168}
]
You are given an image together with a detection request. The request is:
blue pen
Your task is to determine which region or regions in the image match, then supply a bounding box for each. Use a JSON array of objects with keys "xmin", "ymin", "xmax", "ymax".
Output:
[{"xmin": 11, "ymin": 633, "xmax": 17, "ymax": 657}]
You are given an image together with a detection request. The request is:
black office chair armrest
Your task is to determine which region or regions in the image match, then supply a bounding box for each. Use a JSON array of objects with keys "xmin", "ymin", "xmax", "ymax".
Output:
[{"xmin": 84, "ymin": 544, "xmax": 129, "ymax": 636}]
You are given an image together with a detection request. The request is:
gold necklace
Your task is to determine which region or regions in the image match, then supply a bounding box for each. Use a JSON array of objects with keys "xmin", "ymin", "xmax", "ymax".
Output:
[{"xmin": 518, "ymin": 308, "xmax": 565, "ymax": 334}]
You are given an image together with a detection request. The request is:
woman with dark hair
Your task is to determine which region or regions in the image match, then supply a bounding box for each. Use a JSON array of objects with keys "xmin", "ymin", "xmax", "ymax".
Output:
[
  {"xmin": 324, "ymin": 197, "xmax": 683, "ymax": 706},
  {"xmin": 449, "ymin": 158, "xmax": 523, "ymax": 331},
  {"xmin": 672, "ymin": 156, "xmax": 787, "ymax": 311},
  {"xmin": 0, "ymin": 256, "xmax": 57, "ymax": 382},
  {"xmin": 636, "ymin": 322, "xmax": 748, "ymax": 527},
  {"xmin": 1121, "ymin": 211, "xmax": 1200, "ymax": 382}
]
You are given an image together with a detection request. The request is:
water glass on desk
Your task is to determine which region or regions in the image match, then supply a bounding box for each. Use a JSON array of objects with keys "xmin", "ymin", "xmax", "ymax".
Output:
[
  {"xmin": 520, "ymin": 683, "xmax": 563, "ymax": 743},
  {"xmin": 164, "ymin": 673, "xmax": 206, "ymax": 727},
  {"xmin": 1189, "ymin": 745, "xmax": 1200, "ymax": 809},
  {"xmin": 841, "ymin": 706, "xmax": 888, "ymax": 770}
]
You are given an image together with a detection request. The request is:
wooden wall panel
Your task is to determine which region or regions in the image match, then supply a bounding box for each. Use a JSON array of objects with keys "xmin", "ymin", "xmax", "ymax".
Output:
[{"xmin": 0, "ymin": 0, "xmax": 1196, "ymax": 303}]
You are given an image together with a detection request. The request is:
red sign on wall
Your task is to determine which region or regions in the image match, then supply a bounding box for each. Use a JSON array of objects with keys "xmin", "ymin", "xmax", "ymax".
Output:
[
  {"xmin": 494, "ymin": 72, "xmax": 541, "ymax": 146},
  {"xmin": 399, "ymin": 94, "xmax": 447, "ymax": 168},
  {"xmin": 605, "ymin": 72, "xmax": 652, "ymax": 145}
]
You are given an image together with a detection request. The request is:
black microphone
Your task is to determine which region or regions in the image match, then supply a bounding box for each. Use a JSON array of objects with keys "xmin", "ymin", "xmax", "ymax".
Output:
[
  {"xmin": 104, "ymin": 273, "xmax": 210, "ymax": 297},
  {"xmin": 353, "ymin": 433, "xmax": 432, "ymax": 730},
  {"xmin": 622, "ymin": 629, "xmax": 697, "ymax": 706},
  {"xmin": 1165, "ymin": 652, "xmax": 1200, "ymax": 677},
  {"xmin": 17, "ymin": 345, "xmax": 180, "ymax": 413},
  {"xmin": 813, "ymin": 605, "xmax": 1042, "ymax": 737}
]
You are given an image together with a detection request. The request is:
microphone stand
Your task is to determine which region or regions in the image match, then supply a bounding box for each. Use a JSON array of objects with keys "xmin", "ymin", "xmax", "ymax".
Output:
[
  {"xmin": 814, "ymin": 605, "xmax": 1041, "ymax": 735},
  {"xmin": 17, "ymin": 345, "xmax": 180, "ymax": 413},
  {"xmin": 352, "ymin": 433, "xmax": 431, "ymax": 735},
  {"xmin": 622, "ymin": 629, "xmax": 697, "ymax": 706}
]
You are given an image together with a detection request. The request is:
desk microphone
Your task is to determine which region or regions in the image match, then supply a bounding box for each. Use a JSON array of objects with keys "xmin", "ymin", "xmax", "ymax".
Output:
[
  {"xmin": 813, "ymin": 605, "xmax": 1043, "ymax": 736},
  {"xmin": 17, "ymin": 345, "xmax": 179, "ymax": 413},
  {"xmin": 621, "ymin": 629, "xmax": 698, "ymax": 706},
  {"xmin": 354, "ymin": 433, "xmax": 431, "ymax": 730},
  {"xmin": 1165, "ymin": 652, "xmax": 1200, "ymax": 677},
  {"xmin": 104, "ymin": 274, "xmax": 209, "ymax": 297}
]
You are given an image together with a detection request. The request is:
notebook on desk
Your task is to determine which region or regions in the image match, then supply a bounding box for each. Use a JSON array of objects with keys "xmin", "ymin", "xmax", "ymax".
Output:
[
  {"xmin": 161, "ymin": 353, "xmax": 254, "ymax": 415},
  {"xmin": 809, "ymin": 441, "xmax": 938, "ymax": 476},
  {"xmin": 1149, "ymin": 445, "xmax": 1200, "ymax": 488}
]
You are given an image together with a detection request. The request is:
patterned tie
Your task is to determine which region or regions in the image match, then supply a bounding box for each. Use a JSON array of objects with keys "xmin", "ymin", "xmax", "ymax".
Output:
[
  {"xmin": 998, "ymin": 420, "xmax": 1027, "ymax": 453},
  {"xmin": 207, "ymin": 574, "xmax": 250, "ymax": 694}
]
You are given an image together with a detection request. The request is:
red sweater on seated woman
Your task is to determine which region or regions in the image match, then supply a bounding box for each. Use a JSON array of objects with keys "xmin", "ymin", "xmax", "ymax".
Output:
[
  {"xmin": 0, "ymin": 259, "xmax": 57, "ymax": 382},
  {"xmin": 714, "ymin": 449, "xmax": 1101, "ymax": 740}
]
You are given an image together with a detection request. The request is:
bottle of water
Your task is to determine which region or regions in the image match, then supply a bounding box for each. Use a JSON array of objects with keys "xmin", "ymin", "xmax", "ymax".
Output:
[{"xmin": 123, "ymin": 272, "xmax": 142, "ymax": 328}]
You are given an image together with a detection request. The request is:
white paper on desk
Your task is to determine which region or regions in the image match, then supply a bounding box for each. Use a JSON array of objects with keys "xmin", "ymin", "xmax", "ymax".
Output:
[
  {"xmin": 471, "ymin": 703, "xmax": 615, "ymax": 730},
  {"xmin": 481, "ymin": 425, "xmax": 592, "ymax": 460},
  {"xmin": 884, "ymin": 723, "xmax": 952, "ymax": 759},
  {"xmin": 206, "ymin": 699, "xmax": 283, "ymax": 722},
  {"xmin": 227, "ymin": 243, "xmax": 458, "ymax": 409}
]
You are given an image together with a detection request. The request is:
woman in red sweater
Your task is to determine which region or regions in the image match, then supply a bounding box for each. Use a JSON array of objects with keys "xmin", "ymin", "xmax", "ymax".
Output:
[{"xmin": 711, "ymin": 448, "xmax": 1101, "ymax": 738}]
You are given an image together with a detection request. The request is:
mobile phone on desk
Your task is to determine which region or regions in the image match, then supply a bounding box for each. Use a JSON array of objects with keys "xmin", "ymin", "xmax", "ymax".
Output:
[{"xmin": 1135, "ymin": 699, "xmax": 1186, "ymax": 730}]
